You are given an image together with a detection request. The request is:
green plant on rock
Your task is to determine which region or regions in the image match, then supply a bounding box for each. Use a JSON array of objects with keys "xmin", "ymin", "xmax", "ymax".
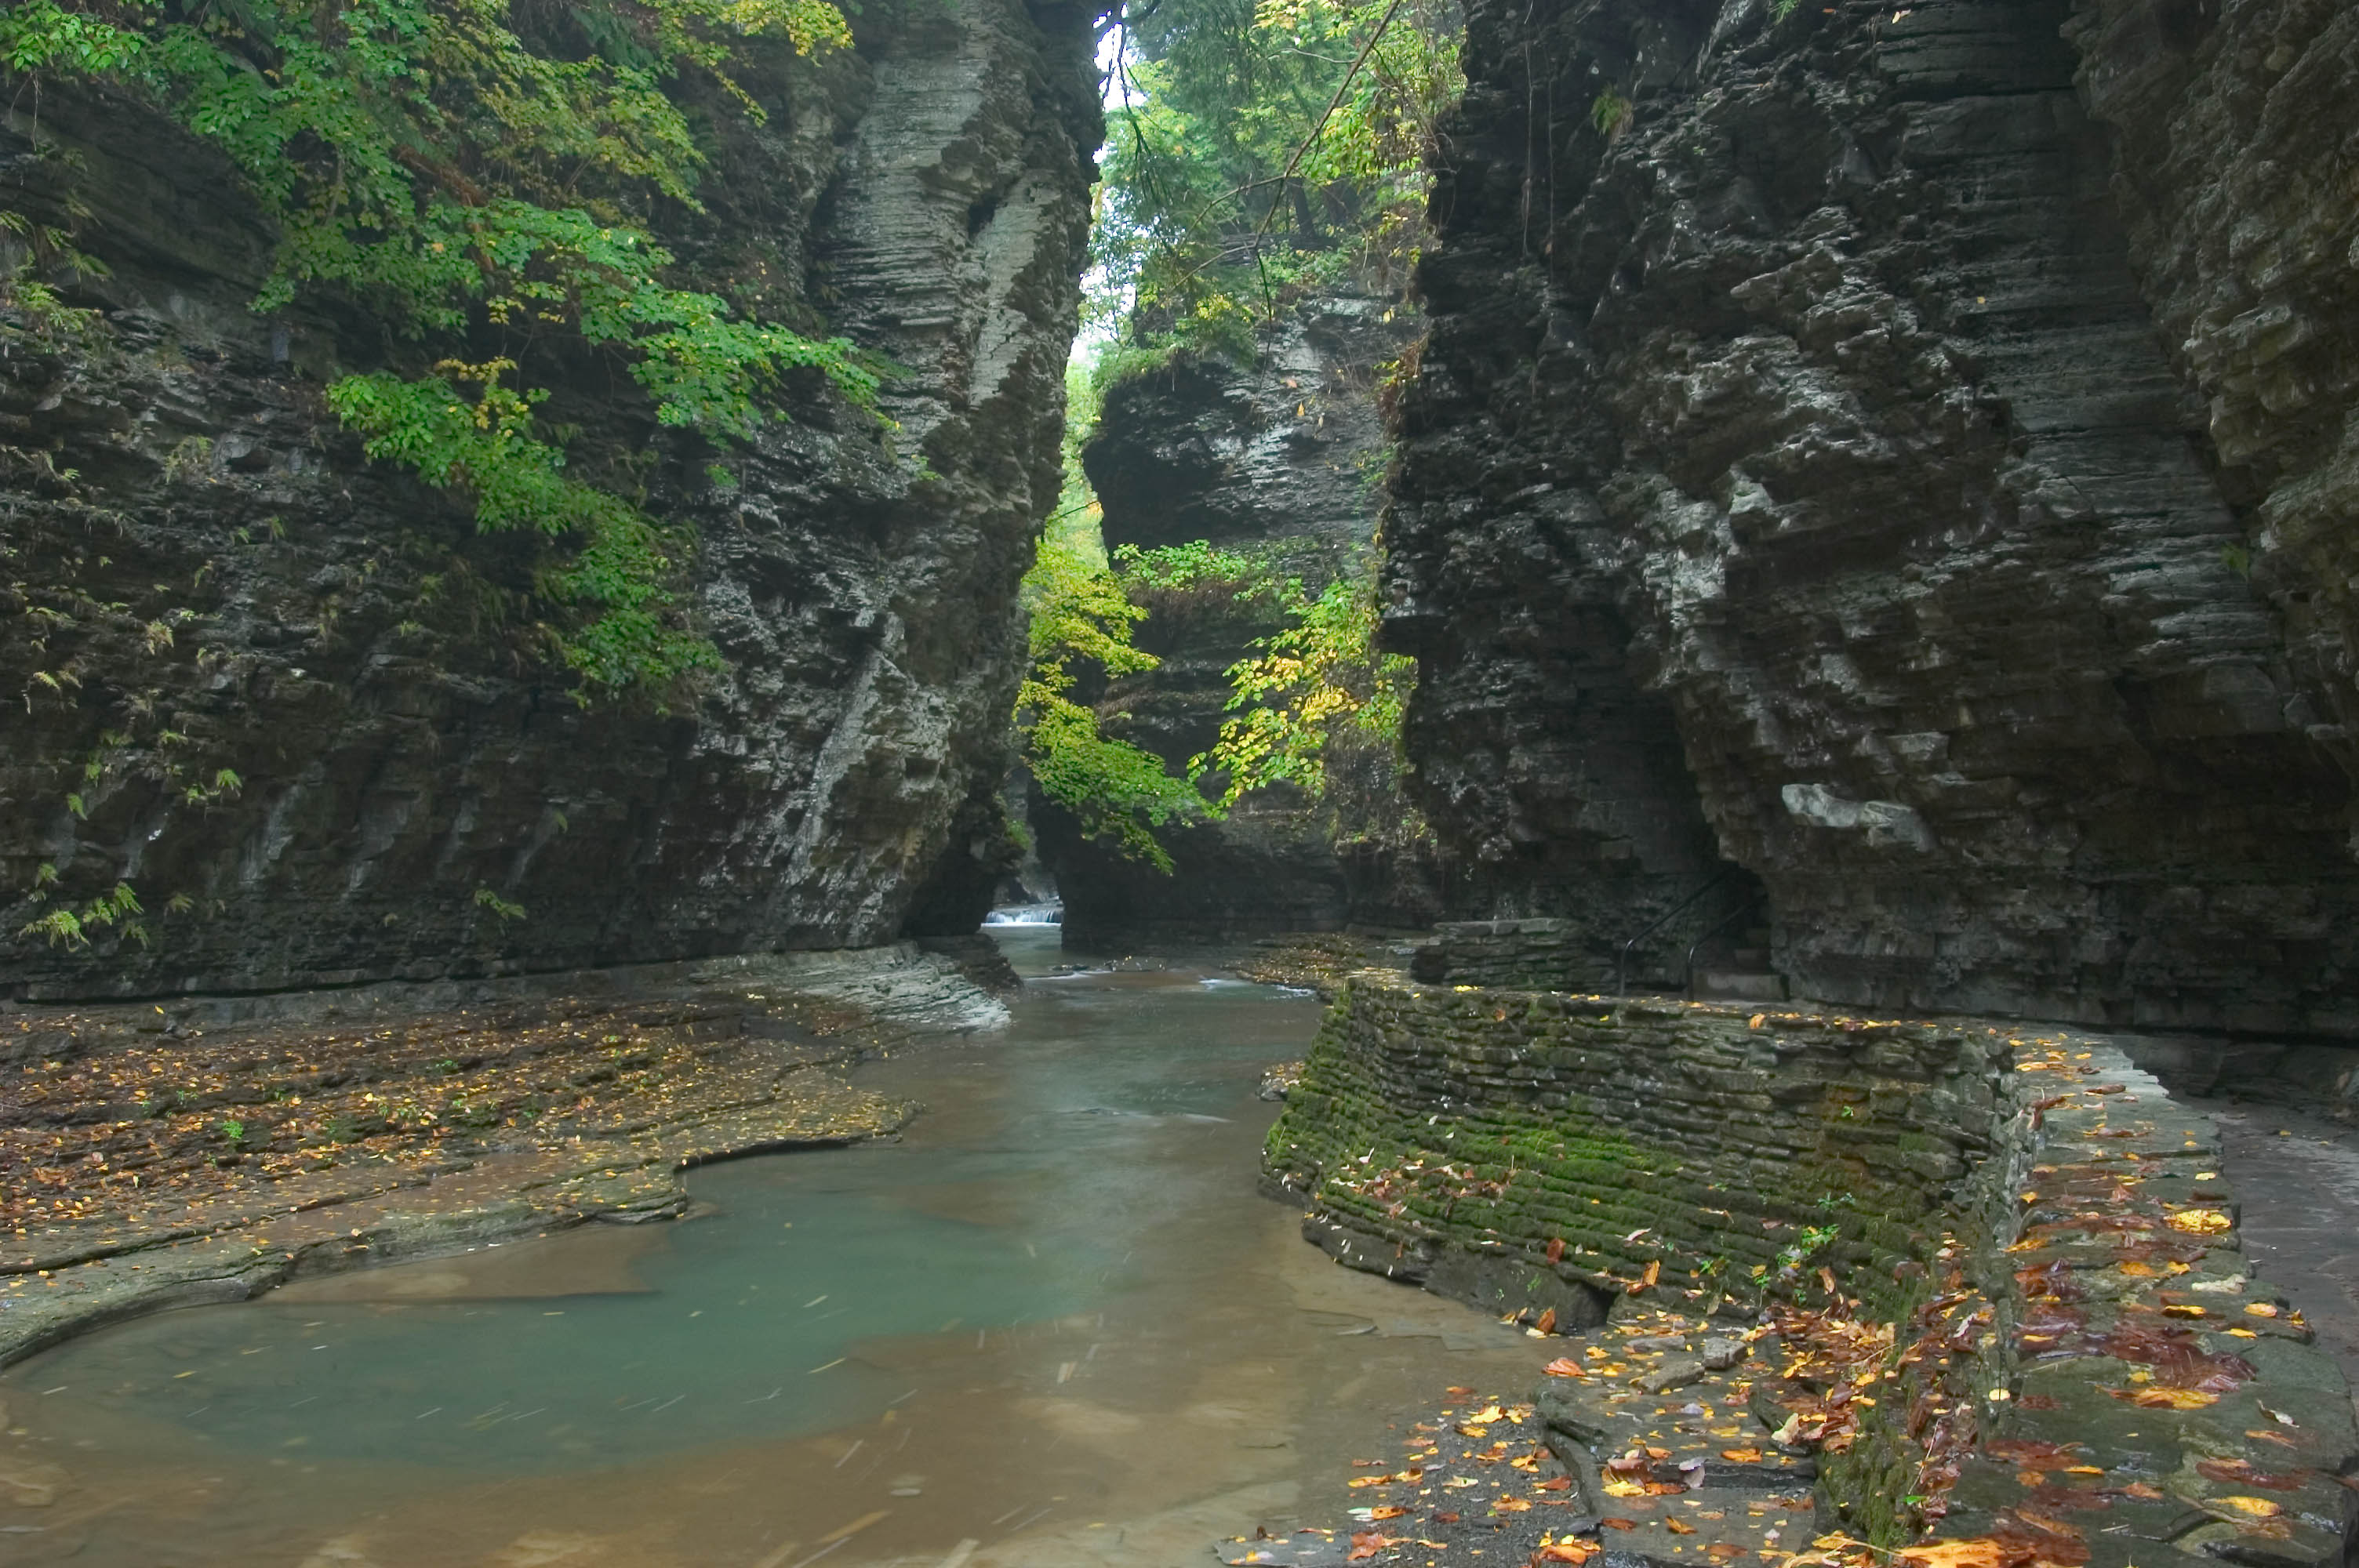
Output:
[
  {"xmin": 17, "ymin": 879, "xmax": 142, "ymax": 949},
  {"xmin": 1191, "ymin": 561, "xmax": 1418, "ymax": 826},
  {"xmin": 1017, "ymin": 530, "xmax": 1209, "ymax": 872},
  {"xmin": 472, "ymin": 884, "xmax": 527, "ymax": 924},
  {"xmin": 4, "ymin": 0, "xmax": 874, "ymax": 695}
]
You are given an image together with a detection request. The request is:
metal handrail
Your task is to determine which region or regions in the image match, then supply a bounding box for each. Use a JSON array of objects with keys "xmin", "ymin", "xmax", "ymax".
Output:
[
  {"xmin": 1615, "ymin": 865, "xmax": 1738, "ymax": 996},
  {"xmin": 1682, "ymin": 897, "xmax": 1761, "ymax": 997}
]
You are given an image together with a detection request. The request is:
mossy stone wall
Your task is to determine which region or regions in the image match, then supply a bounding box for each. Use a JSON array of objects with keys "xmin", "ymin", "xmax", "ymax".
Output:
[{"xmin": 1266, "ymin": 975, "xmax": 2026, "ymax": 1311}]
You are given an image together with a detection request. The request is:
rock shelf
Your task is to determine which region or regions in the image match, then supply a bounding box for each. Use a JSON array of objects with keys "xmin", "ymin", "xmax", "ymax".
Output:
[
  {"xmin": 1265, "ymin": 974, "xmax": 2357, "ymax": 1563},
  {"xmin": 0, "ymin": 945, "xmax": 1000, "ymax": 1367}
]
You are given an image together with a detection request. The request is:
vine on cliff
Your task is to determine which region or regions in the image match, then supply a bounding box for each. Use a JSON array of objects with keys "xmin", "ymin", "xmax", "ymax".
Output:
[{"xmin": 2, "ymin": 0, "xmax": 874, "ymax": 695}]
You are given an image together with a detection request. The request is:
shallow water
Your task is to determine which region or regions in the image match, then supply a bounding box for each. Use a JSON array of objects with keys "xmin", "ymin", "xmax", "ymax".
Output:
[{"xmin": 0, "ymin": 931, "xmax": 1535, "ymax": 1567}]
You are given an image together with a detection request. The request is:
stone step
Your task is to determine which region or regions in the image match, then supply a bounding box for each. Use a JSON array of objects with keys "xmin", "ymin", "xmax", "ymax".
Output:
[{"xmin": 1692, "ymin": 971, "xmax": 1787, "ymax": 1002}]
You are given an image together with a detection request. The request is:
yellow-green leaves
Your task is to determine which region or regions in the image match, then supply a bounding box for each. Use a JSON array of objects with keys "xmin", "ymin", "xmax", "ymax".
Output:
[
  {"xmin": 1016, "ymin": 532, "xmax": 1206, "ymax": 871},
  {"xmin": 1194, "ymin": 568, "xmax": 1415, "ymax": 811}
]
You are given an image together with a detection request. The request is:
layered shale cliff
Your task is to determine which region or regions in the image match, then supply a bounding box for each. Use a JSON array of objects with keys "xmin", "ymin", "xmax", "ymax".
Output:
[
  {"xmin": 1039, "ymin": 296, "xmax": 1444, "ymax": 947},
  {"xmin": 0, "ymin": 0, "xmax": 1100, "ymax": 998},
  {"xmin": 1387, "ymin": 0, "xmax": 2359, "ymax": 1033}
]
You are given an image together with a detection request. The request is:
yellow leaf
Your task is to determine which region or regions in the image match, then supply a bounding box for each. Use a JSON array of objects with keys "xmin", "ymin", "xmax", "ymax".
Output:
[
  {"xmin": 2103, "ymin": 1385, "xmax": 2217, "ymax": 1410},
  {"xmin": 2216, "ymin": 1497, "xmax": 2283, "ymax": 1519},
  {"xmin": 1897, "ymin": 1541, "xmax": 2008, "ymax": 1568},
  {"xmin": 2165, "ymin": 1209, "xmax": 2231, "ymax": 1236}
]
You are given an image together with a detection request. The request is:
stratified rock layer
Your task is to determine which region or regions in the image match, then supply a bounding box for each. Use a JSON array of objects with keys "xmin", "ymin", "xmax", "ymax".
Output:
[
  {"xmin": 1387, "ymin": 0, "xmax": 2359, "ymax": 1031},
  {"xmin": 0, "ymin": 0, "xmax": 1098, "ymax": 998},
  {"xmin": 1045, "ymin": 297, "xmax": 1444, "ymax": 948}
]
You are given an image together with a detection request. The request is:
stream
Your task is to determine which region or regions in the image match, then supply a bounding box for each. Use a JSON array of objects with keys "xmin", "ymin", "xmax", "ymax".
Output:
[{"xmin": 0, "ymin": 929, "xmax": 1535, "ymax": 1568}]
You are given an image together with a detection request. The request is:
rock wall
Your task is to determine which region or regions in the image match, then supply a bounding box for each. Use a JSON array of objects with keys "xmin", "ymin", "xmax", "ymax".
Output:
[
  {"xmin": 0, "ymin": 0, "xmax": 1100, "ymax": 999},
  {"xmin": 1040, "ymin": 296, "xmax": 1445, "ymax": 948},
  {"xmin": 1384, "ymin": 0, "xmax": 2359, "ymax": 1033},
  {"xmin": 1268, "ymin": 975, "xmax": 2359, "ymax": 1555}
]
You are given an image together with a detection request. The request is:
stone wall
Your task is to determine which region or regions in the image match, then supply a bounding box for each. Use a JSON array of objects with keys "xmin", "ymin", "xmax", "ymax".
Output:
[
  {"xmin": 1382, "ymin": 0, "xmax": 2359, "ymax": 1033},
  {"xmin": 1266, "ymin": 975, "xmax": 2021, "ymax": 1318},
  {"xmin": 0, "ymin": 0, "xmax": 1100, "ymax": 999},
  {"xmin": 1267, "ymin": 975, "xmax": 2359, "ymax": 1556}
]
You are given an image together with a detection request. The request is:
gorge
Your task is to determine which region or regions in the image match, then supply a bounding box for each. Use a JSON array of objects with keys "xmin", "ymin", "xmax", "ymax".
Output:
[{"xmin": 3, "ymin": 0, "xmax": 2358, "ymax": 1564}]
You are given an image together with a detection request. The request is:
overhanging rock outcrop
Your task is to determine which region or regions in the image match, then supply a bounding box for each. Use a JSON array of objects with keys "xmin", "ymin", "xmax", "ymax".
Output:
[
  {"xmin": 1268, "ymin": 974, "xmax": 2359, "ymax": 1559},
  {"xmin": 1384, "ymin": 0, "xmax": 2359, "ymax": 1031},
  {"xmin": 0, "ymin": 0, "xmax": 1099, "ymax": 998},
  {"xmin": 1041, "ymin": 296, "xmax": 1448, "ymax": 947}
]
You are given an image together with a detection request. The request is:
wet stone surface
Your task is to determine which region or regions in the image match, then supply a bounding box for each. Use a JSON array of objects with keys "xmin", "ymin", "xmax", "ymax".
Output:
[
  {"xmin": 0, "ymin": 949, "xmax": 1001, "ymax": 1367},
  {"xmin": 1920, "ymin": 1051, "xmax": 2359, "ymax": 1568},
  {"xmin": 1234, "ymin": 1309, "xmax": 1820, "ymax": 1568}
]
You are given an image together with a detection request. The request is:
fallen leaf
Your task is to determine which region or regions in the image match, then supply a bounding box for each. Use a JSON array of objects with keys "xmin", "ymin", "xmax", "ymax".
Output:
[
  {"xmin": 1547, "ymin": 1238, "xmax": 1566, "ymax": 1264},
  {"xmin": 1537, "ymin": 1477, "xmax": 1573, "ymax": 1491},
  {"xmin": 1539, "ymin": 1542, "xmax": 1600, "ymax": 1564},
  {"xmin": 2196, "ymin": 1461, "xmax": 2304, "ymax": 1491},
  {"xmin": 1667, "ymin": 1519, "xmax": 1697, "ymax": 1534},
  {"xmin": 1642, "ymin": 1260, "xmax": 1662, "ymax": 1288},
  {"xmin": 2164, "ymin": 1210, "xmax": 2230, "ymax": 1236},
  {"xmin": 1347, "ymin": 1530, "xmax": 1403, "ymax": 1562},
  {"xmin": 1544, "ymin": 1359, "xmax": 1588, "ymax": 1378},
  {"xmin": 2103, "ymin": 1386, "xmax": 2217, "ymax": 1410},
  {"xmin": 1495, "ymin": 1498, "xmax": 1532, "ymax": 1513},
  {"xmin": 2214, "ymin": 1497, "xmax": 2283, "ymax": 1519},
  {"xmin": 1722, "ymin": 1448, "xmax": 1764, "ymax": 1462},
  {"xmin": 1602, "ymin": 1519, "xmax": 1638, "ymax": 1530},
  {"xmin": 1896, "ymin": 1541, "xmax": 2008, "ymax": 1568},
  {"xmin": 1707, "ymin": 1545, "xmax": 1750, "ymax": 1563},
  {"xmin": 1434, "ymin": 1512, "xmax": 1460, "ymax": 1524},
  {"xmin": 1536, "ymin": 1307, "xmax": 1558, "ymax": 1335},
  {"xmin": 1368, "ymin": 1507, "xmax": 1408, "ymax": 1520}
]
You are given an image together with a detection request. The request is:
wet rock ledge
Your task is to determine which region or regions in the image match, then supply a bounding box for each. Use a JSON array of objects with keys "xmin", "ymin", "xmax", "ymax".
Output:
[
  {"xmin": 1264, "ymin": 976, "xmax": 2358, "ymax": 1564},
  {"xmin": 0, "ymin": 946, "xmax": 1003, "ymax": 1367}
]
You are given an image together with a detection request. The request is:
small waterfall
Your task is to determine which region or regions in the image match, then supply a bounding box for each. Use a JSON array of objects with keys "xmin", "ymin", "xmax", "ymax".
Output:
[{"xmin": 983, "ymin": 902, "xmax": 1063, "ymax": 926}]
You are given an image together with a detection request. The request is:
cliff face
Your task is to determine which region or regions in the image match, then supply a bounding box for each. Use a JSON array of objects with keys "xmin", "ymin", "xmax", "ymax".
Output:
[
  {"xmin": 1041, "ymin": 297, "xmax": 1445, "ymax": 947},
  {"xmin": 1387, "ymin": 0, "xmax": 2359, "ymax": 1033},
  {"xmin": 0, "ymin": 0, "xmax": 1100, "ymax": 999}
]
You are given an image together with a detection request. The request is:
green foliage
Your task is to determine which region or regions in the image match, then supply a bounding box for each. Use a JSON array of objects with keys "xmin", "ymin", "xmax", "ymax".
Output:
[
  {"xmin": 1590, "ymin": 85, "xmax": 1632, "ymax": 139},
  {"xmin": 18, "ymin": 880, "xmax": 143, "ymax": 949},
  {"xmin": 1094, "ymin": 0, "xmax": 1459, "ymax": 357},
  {"xmin": 7, "ymin": 0, "xmax": 871, "ymax": 694},
  {"xmin": 1190, "ymin": 562, "xmax": 1417, "ymax": 820},
  {"xmin": 326, "ymin": 360, "xmax": 719, "ymax": 686},
  {"xmin": 1110, "ymin": 539, "xmax": 1272, "ymax": 597},
  {"xmin": 472, "ymin": 885, "xmax": 528, "ymax": 924},
  {"xmin": 1016, "ymin": 525, "xmax": 1209, "ymax": 873}
]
